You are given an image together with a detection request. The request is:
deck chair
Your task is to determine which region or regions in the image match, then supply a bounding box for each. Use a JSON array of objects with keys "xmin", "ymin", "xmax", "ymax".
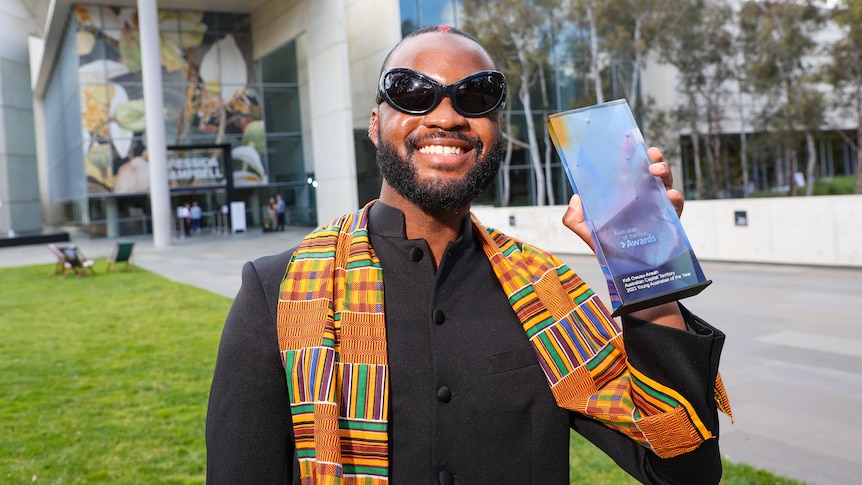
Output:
[
  {"xmin": 47, "ymin": 243, "xmax": 70, "ymax": 276},
  {"xmin": 61, "ymin": 246, "xmax": 96, "ymax": 278},
  {"xmin": 108, "ymin": 241, "xmax": 135, "ymax": 272}
]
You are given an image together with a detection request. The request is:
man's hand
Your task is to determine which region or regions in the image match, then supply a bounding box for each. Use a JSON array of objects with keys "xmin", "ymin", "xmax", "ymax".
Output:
[
  {"xmin": 562, "ymin": 147, "xmax": 683, "ymax": 251},
  {"xmin": 646, "ymin": 147, "xmax": 684, "ymax": 218}
]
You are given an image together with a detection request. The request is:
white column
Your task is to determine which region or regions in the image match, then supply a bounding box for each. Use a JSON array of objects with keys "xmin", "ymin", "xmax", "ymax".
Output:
[
  {"xmin": 307, "ymin": 0, "xmax": 358, "ymax": 223},
  {"xmin": 137, "ymin": 0, "xmax": 172, "ymax": 247},
  {"xmin": 105, "ymin": 197, "xmax": 119, "ymax": 238}
]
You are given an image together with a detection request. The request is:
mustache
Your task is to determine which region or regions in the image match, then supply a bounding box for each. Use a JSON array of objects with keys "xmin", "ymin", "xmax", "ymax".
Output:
[{"xmin": 407, "ymin": 130, "xmax": 481, "ymax": 150}]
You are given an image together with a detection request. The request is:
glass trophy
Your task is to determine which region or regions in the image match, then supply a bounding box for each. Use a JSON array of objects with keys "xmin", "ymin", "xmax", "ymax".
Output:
[{"xmin": 547, "ymin": 99, "xmax": 710, "ymax": 316}]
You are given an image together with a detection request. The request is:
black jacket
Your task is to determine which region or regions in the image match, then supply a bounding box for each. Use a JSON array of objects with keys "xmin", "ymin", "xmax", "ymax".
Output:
[{"xmin": 206, "ymin": 203, "xmax": 726, "ymax": 484}]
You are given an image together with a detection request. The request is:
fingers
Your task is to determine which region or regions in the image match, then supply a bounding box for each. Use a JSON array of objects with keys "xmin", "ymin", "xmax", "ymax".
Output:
[
  {"xmin": 667, "ymin": 188, "xmax": 684, "ymax": 217},
  {"xmin": 647, "ymin": 147, "xmax": 673, "ymax": 190},
  {"xmin": 647, "ymin": 146, "xmax": 664, "ymax": 164},
  {"xmin": 647, "ymin": 146, "xmax": 684, "ymax": 217}
]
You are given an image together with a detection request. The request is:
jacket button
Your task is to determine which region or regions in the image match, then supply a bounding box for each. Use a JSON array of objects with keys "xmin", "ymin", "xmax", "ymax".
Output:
[
  {"xmin": 410, "ymin": 246, "xmax": 424, "ymax": 261},
  {"xmin": 437, "ymin": 386, "xmax": 452, "ymax": 403},
  {"xmin": 439, "ymin": 470, "xmax": 454, "ymax": 485},
  {"xmin": 432, "ymin": 308, "xmax": 445, "ymax": 324}
]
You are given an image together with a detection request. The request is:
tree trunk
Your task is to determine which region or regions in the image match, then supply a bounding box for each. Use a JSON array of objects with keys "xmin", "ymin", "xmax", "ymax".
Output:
[
  {"xmin": 775, "ymin": 152, "xmax": 785, "ymax": 193},
  {"xmin": 804, "ymin": 132, "xmax": 817, "ymax": 196},
  {"xmin": 628, "ymin": 10, "xmax": 644, "ymax": 111},
  {"xmin": 544, "ymin": 124, "xmax": 555, "ymax": 205},
  {"xmin": 587, "ymin": 1, "xmax": 604, "ymax": 104},
  {"xmin": 739, "ymin": 95, "xmax": 750, "ymax": 196},
  {"xmin": 707, "ymin": 100, "xmax": 728, "ymax": 197},
  {"xmin": 787, "ymin": 148, "xmax": 796, "ymax": 197},
  {"xmin": 703, "ymin": 135, "xmax": 717, "ymax": 198},
  {"xmin": 520, "ymin": 81, "xmax": 546, "ymax": 205},
  {"xmin": 691, "ymin": 129, "xmax": 704, "ymax": 200},
  {"xmin": 717, "ymin": 136, "xmax": 729, "ymax": 197},
  {"xmin": 857, "ymin": 104, "xmax": 862, "ymax": 195},
  {"xmin": 501, "ymin": 110, "xmax": 514, "ymax": 207}
]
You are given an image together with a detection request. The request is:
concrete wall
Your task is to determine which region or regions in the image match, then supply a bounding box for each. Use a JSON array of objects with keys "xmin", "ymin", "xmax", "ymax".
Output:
[
  {"xmin": 0, "ymin": 59, "xmax": 40, "ymax": 234},
  {"xmin": 471, "ymin": 195, "xmax": 862, "ymax": 268},
  {"xmin": 0, "ymin": 0, "xmax": 41, "ymax": 234},
  {"xmin": 251, "ymin": 0, "xmax": 400, "ymax": 224},
  {"xmin": 345, "ymin": 0, "xmax": 402, "ymax": 127}
]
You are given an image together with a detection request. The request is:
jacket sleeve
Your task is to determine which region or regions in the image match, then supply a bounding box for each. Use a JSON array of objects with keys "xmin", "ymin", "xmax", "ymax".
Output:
[
  {"xmin": 477, "ymin": 231, "xmax": 731, "ymax": 482},
  {"xmin": 571, "ymin": 304, "xmax": 727, "ymax": 485},
  {"xmin": 206, "ymin": 251, "xmax": 299, "ymax": 484}
]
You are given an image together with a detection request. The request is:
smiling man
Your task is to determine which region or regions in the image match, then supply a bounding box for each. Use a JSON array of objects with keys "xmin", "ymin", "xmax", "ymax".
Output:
[{"xmin": 206, "ymin": 26, "xmax": 731, "ymax": 485}]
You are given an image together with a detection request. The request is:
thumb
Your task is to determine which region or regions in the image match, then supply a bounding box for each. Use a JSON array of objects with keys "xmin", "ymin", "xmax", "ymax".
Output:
[{"xmin": 562, "ymin": 195, "xmax": 595, "ymax": 253}]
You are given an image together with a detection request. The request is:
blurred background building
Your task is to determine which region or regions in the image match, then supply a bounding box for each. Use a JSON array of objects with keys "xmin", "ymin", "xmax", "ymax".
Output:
[
  {"xmin": 3, "ymin": 0, "xmax": 402, "ymax": 244},
  {"xmin": 0, "ymin": 0, "xmax": 858, "ymax": 247}
]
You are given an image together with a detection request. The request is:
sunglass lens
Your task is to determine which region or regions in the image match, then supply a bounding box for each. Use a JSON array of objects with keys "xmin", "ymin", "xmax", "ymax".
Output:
[
  {"xmin": 386, "ymin": 72, "xmax": 436, "ymax": 113},
  {"xmin": 456, "ymin": 74, "xmax": 504, "ymax": 115}
]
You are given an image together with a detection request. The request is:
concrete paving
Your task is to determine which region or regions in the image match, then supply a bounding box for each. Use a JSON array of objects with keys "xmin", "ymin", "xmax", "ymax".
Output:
[{"xmin": 2, "ymin": 227, "xmax": 861, "ymax": 485}]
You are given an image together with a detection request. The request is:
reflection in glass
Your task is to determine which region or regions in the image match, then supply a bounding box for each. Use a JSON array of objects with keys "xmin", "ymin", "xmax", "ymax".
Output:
[
  {"xmin": 263, "ymin": 87, "xmax": 301, "ymax": 133},
  {"xmin": 265, "ymin": 136, "xmax": 305, "ymax": 184}
]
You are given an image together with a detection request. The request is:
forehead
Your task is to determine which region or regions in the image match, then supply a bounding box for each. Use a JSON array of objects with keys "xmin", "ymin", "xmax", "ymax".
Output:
[{"xmin": 385, "ymin": 32, "xmax": 496, "ymax": 82}]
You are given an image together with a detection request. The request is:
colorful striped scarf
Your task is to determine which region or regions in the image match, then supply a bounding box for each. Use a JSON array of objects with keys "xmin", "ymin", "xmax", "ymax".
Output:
[{"xmin": 277, "ymin": 202, "xmax": 728, "ymax": 484}]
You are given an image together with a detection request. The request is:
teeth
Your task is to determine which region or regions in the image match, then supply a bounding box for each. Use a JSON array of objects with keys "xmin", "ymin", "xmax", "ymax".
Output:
[{"xmin": 419, "ymin": 145, "xmax": 463, "ymax": 155}]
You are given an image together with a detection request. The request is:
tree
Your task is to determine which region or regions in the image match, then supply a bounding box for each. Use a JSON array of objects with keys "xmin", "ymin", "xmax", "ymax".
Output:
[
  {"xmin": 823, "ymin": 0, "xmax": 862, "ymax": 194},
  {"xmin": 696, "ymin": 1, "xmax": 736, "ymax": 198},
  {"xmin": 737, "ymin": 0, "xmax": 826, "ymax": 196},
  {"xmin": 653, "ymin": 0, "xmax": 735, "ymax": 199},
  {"xmin": 730, "ymin": 0, "xmax": 755, "ymax": 198},
  {"xmin": 462, "ymin": 0, "xmax": 563, "ymax": 206},
  {"xmin": 639, "ymin": 98, "xmax": 682, "ymax": 182},
  {"xmin": 570, "ymin": 0, "xmax": 608, "ymax": 104},
  {"xmin": 599, "ymin": 0, "xmax": 667, "ymax": 114},
  {"xmin": 567, "ymin": 0, "xmax": 668, "ymax": 115}
]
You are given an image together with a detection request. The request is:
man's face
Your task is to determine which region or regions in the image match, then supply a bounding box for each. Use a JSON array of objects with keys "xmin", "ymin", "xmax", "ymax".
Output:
[{"xmin": 369, "ymin": 33, "xmax": 504, "ymax": 212}]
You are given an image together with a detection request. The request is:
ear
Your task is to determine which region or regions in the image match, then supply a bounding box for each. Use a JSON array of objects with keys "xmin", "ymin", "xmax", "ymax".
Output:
[{"xmin": 368, "ymin": 109, "xmax": 380, "ymax": 147}]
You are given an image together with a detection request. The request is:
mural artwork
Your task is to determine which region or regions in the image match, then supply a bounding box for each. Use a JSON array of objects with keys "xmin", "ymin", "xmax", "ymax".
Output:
[{"xmin": 74, "ymin": 6, "xmax": 267, "ymax": 195}]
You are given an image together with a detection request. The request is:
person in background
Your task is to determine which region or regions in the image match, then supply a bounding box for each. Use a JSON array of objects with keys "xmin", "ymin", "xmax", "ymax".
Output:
[
  {"xmin": 268, "ymin": 197, "xmax": 278, "ymax": 232},
  {"xmin": 206, "ymin": 25, "xmax": 731, "ymax": 485},
  {"xmin": 220, "ymin": 204, "xmax": 229, "ymax": 234},
  {"xmin": 190, "ymin": 201, "xmax": 203, "ymax": 234},
  {"xmin": 178, "ymin": 202, "xmax": 191, "ymax": 238},
  {"xmin": 275, "ymin": 194, "xmax": 286, "ymax": 231}
]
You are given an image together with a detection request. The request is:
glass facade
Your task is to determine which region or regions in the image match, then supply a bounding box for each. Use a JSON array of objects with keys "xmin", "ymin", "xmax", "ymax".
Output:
[
  {"xmin": 44, "ymin": 15, "xmax": 86, "ymax": 205},
  {"xmin": 399, "ymin": 0, "xmax": 461, "ymax": 35},
  {"xmin": 42, "ymin": 4, "xmax": 309, "ymax": 235}
]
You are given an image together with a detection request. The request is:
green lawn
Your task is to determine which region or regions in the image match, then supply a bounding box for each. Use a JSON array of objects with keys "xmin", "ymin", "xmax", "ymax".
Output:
[
  {"xmin": 0, "ymin": 262, "xmax": 230, "ymax": 484},
  {"xmin": 0, "ymin": 262, "xmax": 805, "ymax": 484},
  {"xmin": 568, "ymin": 431, "xmax": 807, "ymax": 484}
]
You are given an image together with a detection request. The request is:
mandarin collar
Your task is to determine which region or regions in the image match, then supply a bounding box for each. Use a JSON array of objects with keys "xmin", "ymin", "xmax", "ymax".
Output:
[{"xmin": 367, "ymin": 200, "xmax": 475, "ymax": 246}]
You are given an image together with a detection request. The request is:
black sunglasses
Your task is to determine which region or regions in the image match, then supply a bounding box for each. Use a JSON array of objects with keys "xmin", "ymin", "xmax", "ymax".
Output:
[{"xmin": 376, "ymin": 68, "xmax": 507, "ymax": 117}]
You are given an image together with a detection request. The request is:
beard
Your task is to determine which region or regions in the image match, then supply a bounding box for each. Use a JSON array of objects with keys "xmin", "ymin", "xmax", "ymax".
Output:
[{"xmin": 375, "ymin": 133, "xmax": 503, "ymax": 212}]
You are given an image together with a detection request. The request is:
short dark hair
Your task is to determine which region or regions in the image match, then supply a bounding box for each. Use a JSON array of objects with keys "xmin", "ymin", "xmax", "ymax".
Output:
[{"xmin": 379, "ymin": 25, "xmax": 487, "ymax": 75}]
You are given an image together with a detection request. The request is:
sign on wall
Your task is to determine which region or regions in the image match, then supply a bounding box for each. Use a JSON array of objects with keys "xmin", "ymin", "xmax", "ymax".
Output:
[{"xmin": 167, "ymin": 146, "xmax": 228, "ymax": 189}]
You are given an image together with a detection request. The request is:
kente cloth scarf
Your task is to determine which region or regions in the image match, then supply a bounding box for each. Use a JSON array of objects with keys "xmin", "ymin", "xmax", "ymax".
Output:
[{"xmin": 277, "ymin": 201, "xmax": 729, "ymax": 484}]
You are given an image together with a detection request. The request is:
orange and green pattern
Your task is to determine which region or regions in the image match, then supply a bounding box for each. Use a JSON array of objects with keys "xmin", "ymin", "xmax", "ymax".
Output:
[{"xmin": 279, "ymin": 208, "xmax": 389, "ymax": 484}]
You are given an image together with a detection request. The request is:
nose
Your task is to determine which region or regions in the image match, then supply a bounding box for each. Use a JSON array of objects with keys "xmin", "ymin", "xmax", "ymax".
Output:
[{"xmin": 422, "ymin": 95, "xmax": 467, "ymax": 131}]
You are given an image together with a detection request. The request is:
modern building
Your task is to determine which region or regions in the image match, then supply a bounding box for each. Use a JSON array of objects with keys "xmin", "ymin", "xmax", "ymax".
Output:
[
  {"xmin": 3, "ymin": 0, "xmax": 579, "ymax": 245},
  {"xmin": 3, "ymin": 0, "xmax": 856, "ymax": 247},
  {"xmin": 8, "ymin": 0, "xmax": 404, "ymax": 245}
]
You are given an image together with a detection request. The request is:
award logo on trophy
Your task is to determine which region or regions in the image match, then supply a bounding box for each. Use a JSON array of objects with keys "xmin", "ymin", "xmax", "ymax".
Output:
[{"xmin": 547, "ymin": 99, "xmax": 711, "ymax": 316}]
